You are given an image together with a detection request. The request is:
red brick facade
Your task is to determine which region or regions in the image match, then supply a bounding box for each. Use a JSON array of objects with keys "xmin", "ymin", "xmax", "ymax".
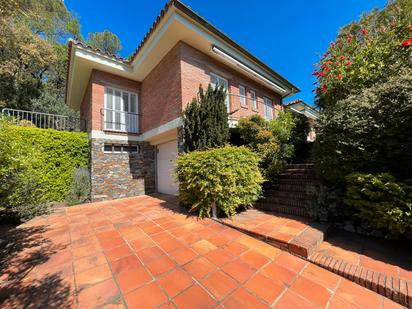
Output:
[
  {"xmin": 141, "ymin": 44, "xmax": 182, "ymax": 132},
  {"xmin": 80, "ymin": 70, "xmax": 141, "ymax": 131},
  {"xmin": 179, "ymin": 42, "xmax": 283, "ymax": 120},
  {"xmin": 80, "ymin": 41, "xmax": 284, "ymax": 134}
]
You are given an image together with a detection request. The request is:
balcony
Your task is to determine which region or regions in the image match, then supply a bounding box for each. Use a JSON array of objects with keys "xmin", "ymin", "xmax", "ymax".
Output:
[
  {"xmin": 101, "ymin": 108, "xmax": 140, "ymax": 134},
  {"xmin": 1, "ymin": 108, "xmax": 85, "ymax": 131}
]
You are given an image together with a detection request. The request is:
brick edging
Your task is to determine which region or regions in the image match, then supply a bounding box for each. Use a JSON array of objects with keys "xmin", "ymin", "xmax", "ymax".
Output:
[
  {"xmin": 309, "ymin": 252, "xmax": 412, "ymax": 308},
  {"xmin": 213, "ymin": 218, "xmax": 323, "ymax": 259}
]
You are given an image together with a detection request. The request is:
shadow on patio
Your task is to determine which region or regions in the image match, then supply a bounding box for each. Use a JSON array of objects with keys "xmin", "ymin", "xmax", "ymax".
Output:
[{"xmin": 0, "ymin": 225, "xmax": 73, "ymax": 308}]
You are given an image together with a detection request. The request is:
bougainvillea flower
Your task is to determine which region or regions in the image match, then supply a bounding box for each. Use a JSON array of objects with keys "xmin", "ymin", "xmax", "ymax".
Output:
[
  {"xmin": 345, "ymin": 61, "xmax": 352, "ymax": 66},
  {"xmin": 321, "ymin": 84, "xmax": 327, "ymax": 92},
  {"xmin": 330, "ymin": 42, "xmax": 335, "ymax": 46},
  {"xmin": 347, "ymin": 34, "xmax": 353, "ymax": 42},
  {"xmin": 324, "ymin": 67, "xmax": 330, "ymax": 72},
  {"xmin": 312, "ymin": 70, "xmax": 319, "ymax": 75},
  {"xmin": 340, "ymin": 55, "xmax": 345, "ymax": 60},
  {"xmin": 336, "ymin": 75, "xmax": 343, "ymax": 79},
  {"xmin": 335, "ymin": 61, "xmax": 340, "ymax": 65},
  {"xmin": 401, "ymin": 38, "xmax": 412, "ymax": 46},
  {"xmin": 362, "ymin": 29, "xmax": 367, "ymax": 35},
  {"xmin": 319, "ymin": 72, "xmax": 326, "ymax": 77}
]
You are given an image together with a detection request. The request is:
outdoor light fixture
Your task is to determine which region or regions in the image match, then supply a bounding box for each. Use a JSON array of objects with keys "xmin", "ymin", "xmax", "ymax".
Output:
[{"xmin": 211, "ymin": 45, "xmax": 288, "ymax": 94}]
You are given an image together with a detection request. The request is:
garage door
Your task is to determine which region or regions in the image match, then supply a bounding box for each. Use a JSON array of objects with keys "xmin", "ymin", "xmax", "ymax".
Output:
[{"xmin": 156, "ymin": 140, "xmax": 179, "ymax": 195}]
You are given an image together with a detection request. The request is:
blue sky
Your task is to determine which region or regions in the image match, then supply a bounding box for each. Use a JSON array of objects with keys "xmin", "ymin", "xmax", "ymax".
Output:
[{"xmin": 65, "ymin": 0, "xmax": 387, "ymax": 105}]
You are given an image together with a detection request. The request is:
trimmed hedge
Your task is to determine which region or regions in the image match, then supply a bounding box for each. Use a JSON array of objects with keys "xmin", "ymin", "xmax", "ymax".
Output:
[
  {"xmin": 175, "ymin": 146, "xmax": 264, "ymax": 218},
  {"xmin": 0, "ymin": 121, "xmax": 88, "ymax": 220},
  {"xmin": 7, "ymin": 125, "xmax": 89, "ymax": 202}
]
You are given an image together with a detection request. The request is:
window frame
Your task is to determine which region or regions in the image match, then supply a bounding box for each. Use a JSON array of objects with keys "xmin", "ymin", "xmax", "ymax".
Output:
[
  {"xmin": 250, "ymin": 89, "xmax": 257, "ymax": 111},
  {"xmin": 263, "ymin": 96, "xmax": 274, "ymax": 120},
  {"xmin": 239, "ymin": 84, "xmax": 246, "ymax": 107},
  {"xmin": 104, "ymin": 86, "xmax": 139, "ymax": 133},
  {"xmin": 210, "ymin": 72, "xmax": 229, "ymax": 112}
]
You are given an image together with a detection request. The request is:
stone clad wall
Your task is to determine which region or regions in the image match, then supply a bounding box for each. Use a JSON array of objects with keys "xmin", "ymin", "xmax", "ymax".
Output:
[{"xmin": 90, "ymin": 139, "xmax": 155, "ymax": 201}]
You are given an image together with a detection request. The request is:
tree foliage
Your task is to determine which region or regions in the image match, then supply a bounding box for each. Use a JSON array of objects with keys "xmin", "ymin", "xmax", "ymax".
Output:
[
  {"xmin": 313, "ymin": 0, "xmax": 412, "ymax": 108},
  {"xmin": 176, "ymin": 146, "xmax": 264, "ymax": 218},
  {"xmin": 87, "ymin": 30, "xmax": 122, "ymax": 55},
  {"xmin": 182, "ymin": 85, "xmax": 229, "ymax": 152},
  {"xmin": 314, "ymin": 69, "xmax": 412, "ymax": 183},
  {"xmin": 236, "ymin": 113, "xmax": 296, "ymax": 180}
]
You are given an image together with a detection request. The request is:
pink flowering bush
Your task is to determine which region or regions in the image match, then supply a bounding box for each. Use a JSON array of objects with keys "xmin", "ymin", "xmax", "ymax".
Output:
[{"xmin": 314, "ymin": 0, "xmax": 412, "ymax": 108}]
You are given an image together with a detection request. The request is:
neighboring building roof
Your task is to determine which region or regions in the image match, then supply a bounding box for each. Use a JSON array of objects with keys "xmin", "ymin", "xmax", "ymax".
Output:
[
  {"xmin": 285, "ymin": 99, "xmax": 320, "ymax": 120},
  {"xmin": 66, "ymin": 0, "xmax": 300, "ymax": 108}
]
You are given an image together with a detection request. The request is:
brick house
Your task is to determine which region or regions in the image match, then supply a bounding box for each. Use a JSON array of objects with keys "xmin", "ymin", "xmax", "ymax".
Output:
[{"xmin": 66, "ymin": 0, "xmax": 299, "ymax": 201}]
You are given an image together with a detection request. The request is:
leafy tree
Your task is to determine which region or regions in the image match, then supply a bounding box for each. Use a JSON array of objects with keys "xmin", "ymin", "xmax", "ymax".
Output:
[
  {"xmin": 0, "ymin": 0, "xmax": 82, "ymax": 112},
  {"xmin": 87, "ymin": 30, "xmax": 122, "ymax": 55},
  {"xmin": 182, "ymin": 85, "xmax": 229, "ymax": 151},
  {"xmin": 314, "ymin": 68, "xmax": 412, "ymax": 183},
  {"xmin": 313, "ymin": 0, "xmax": 412, "ymax": 109},
  {"xmin": 236, "ymin": 113, "xmax": 296, "ymax": 179},
  {"xmin": 0, "ymin": 18, "xmax": 56, "ymax": 109}
]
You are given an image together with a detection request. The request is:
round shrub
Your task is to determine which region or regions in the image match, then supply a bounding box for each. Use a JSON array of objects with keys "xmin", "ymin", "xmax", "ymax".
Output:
[
  {"xmin": 345, "ymin": 172, "xmax": 412, "ymax": 238},
  {"xmin": 175, "ymin": 146, "xmax": 264, "ymax": 218}
]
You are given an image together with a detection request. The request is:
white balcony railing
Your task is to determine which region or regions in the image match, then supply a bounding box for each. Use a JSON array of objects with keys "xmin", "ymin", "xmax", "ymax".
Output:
[
  {"xmin": 2, "ymin": 108, "xmax": 85, "ymax": 131},
  {"xmin": 101, "ymin": 108, "xmax": 140, "ymax": 133}
]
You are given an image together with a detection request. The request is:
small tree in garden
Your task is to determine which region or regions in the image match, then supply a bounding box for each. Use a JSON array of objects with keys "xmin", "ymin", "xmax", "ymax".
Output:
[
  {"xmin": 175, "ymin": 146, "xmax": 264, "ymax": 218},
  {"xmin": 182, "ymin": 85, "xmax": 229, "ymax": 152}
]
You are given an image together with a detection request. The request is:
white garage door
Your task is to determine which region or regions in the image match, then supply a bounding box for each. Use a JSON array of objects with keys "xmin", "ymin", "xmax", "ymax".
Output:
[{"xmin": 157, "ymin": 140, "xmax": 179, "ymax": 195}]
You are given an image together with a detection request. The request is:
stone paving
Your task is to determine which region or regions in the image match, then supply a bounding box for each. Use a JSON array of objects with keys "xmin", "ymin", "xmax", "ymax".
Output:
[{"xmin": 0, "ymin": 195, "xmax": 403, "ymax": 308}]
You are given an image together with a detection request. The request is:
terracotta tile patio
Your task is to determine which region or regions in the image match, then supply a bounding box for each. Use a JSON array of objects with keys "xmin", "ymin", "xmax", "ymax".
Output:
[
  {"xmin": 218, "ymin": 209, "xmax": 326, "ymax": 258},
  {"xmin": 0, "ymin": 195, "xmax": 404, "ymax": 308}
]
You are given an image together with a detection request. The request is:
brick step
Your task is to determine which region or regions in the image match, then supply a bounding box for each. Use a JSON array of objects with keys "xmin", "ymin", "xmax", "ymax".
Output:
[
  {"xmin": 279, "ymin": 173, "xmax": 318, "ymax": 180},
  {"xmin": 281, "ymin": 168, "xmax": 317, "ymax": 176},
  {"xmin": 286, "ymin": 163, "xmax": 314, "ymax": 169},
  {"xmin": 309, "ymin": 253, "xmax": 411, "ymax": 308},
  {"xmin": 255, "ymin": 202, "xmax": 310, "ymax": 218},
  {"xmin": 261, "ymin": 195, "xmax": 308, "ymax": 206},
  {"xmin": 272, "ymin": 184, "xmax": 316, "ymax": 193},
  {"xmin": 264, "ymin": 190, "xmax": 314, "ymax": 199},
  {"xmin": 277, "ymin": 178, "xmax": 320, "ymax": 186},
  {"xmin": 217, "ymin": 212, "xmax": 326, "ymax": 258}
]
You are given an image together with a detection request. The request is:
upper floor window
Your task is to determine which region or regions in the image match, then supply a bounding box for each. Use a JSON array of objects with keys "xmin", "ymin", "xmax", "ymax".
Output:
[
  {"xmin": 210, "ymin": 72, "xmax": 229, "ymax": 112},
  {"xmin": 104, "ymin": 87, "xmax": 138, "ymax": 133},
  {"xmin": 250, "ymin": 90, "xmax": 257, "ymax": 110},
  {"xmin": 263, "ymin": 97, "xmax": 273, "ymax": 120},
  {"xmin": 239, "ymin": 85, "xmax": 246, "ymax": 106}
]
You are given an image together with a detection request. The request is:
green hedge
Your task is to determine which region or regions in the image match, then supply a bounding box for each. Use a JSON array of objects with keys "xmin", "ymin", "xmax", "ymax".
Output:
[
  {"xmin": 8, "ymin": 126, "xmax": 89, "ymax": 202},
  {"xmin": 175, "ymin": 146, "xmax": 264, "ymax": 218},
  {"xmin": 345, "ymin": 173, "xmax": 412, "ymax": 238},
  {"xmin": 0, "ymin": 121, "xmax": 88, "ymax": 220}
]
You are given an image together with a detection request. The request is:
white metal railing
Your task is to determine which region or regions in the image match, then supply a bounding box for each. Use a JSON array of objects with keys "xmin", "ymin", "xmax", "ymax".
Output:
[
  {"xmin": 101, "ymin": 108, "xmax": 140, "ymax": 133},
  {"xmin": 1, "ymin": 108, "xmax": 85, "ymax": 131}
]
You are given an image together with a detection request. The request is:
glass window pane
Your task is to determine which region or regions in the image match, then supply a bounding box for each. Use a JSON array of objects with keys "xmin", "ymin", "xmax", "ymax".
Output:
[
  {"xmin": 114, "ymin": 90, "xmax": 121, "ymax": 111},
  {"xmin": 115, "ymin": 111, "xmax": 121, "ymax": 130},
  {"xmin": 104, "ymin": 144, "xmax": 112, "ymax": 152},
  {"xmin": 130, "ymin": 94, "xmax": 137, "ymax": 113},
  {"xmin": 106, "ymin": 88, "xmax": 113, "ymax": 110},
  {"xmin": 123, "ymin": 92, "xmax": 129, "ymax": 112},
  {"xmin": 113, "ymin": 145, "xmax": 122, "ymax": 152}
]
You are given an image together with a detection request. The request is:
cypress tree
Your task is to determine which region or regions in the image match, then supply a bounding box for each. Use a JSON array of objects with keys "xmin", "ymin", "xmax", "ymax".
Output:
[{"xmin": 182, "ymin": 84, "xmax": 229, "ymax": 152}]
